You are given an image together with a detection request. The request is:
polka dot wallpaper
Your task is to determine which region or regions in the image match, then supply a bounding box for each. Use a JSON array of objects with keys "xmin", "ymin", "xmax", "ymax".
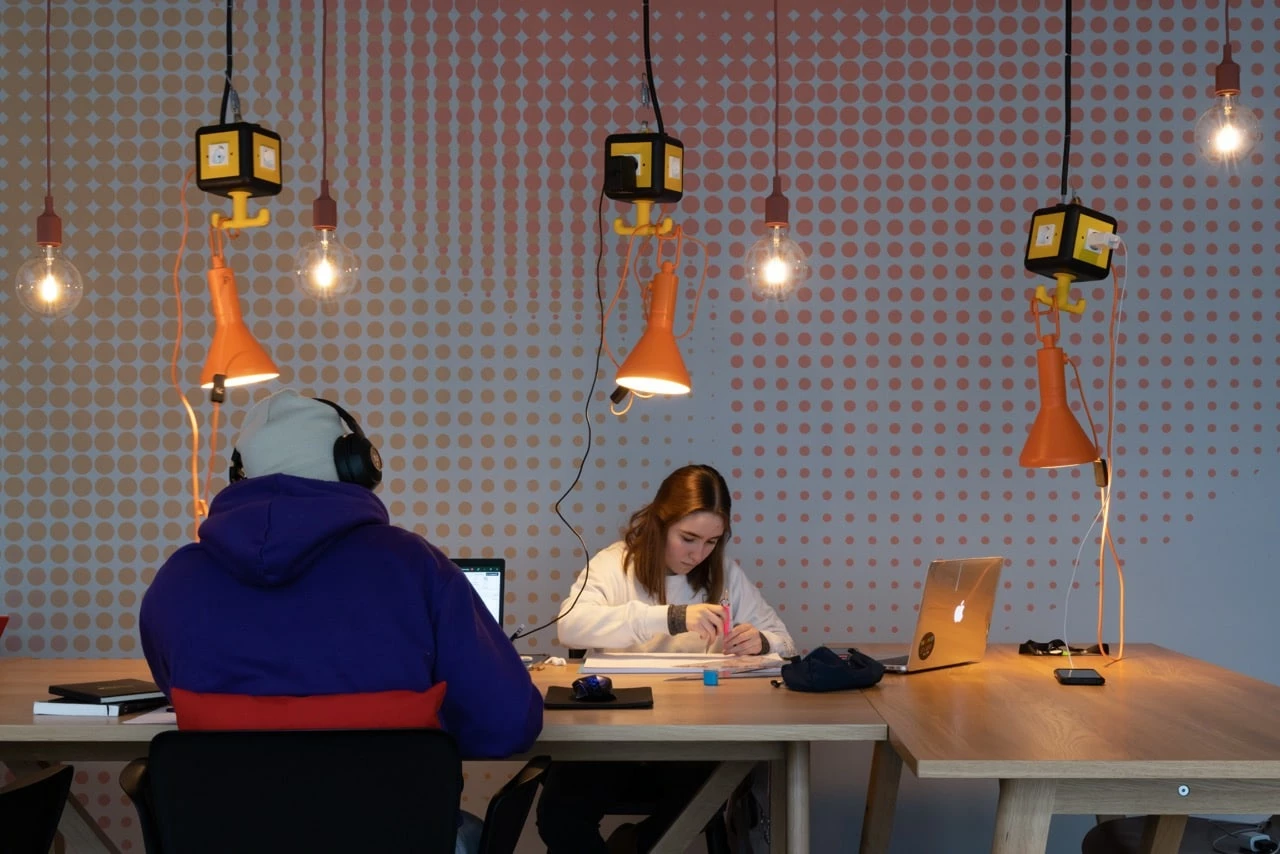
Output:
[{"xmin": 1, "ymin": 0, "xmax": 1276, "ymax": 849}]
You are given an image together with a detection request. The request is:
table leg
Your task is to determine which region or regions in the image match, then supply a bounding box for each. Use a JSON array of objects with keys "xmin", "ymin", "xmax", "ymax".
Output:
[
  {"xmin": 991, "ymin": 778, "xmax": 1055, "ymax": 854},
  {"xmin": 649, "ymin": 760, "xmax": 755, "ymax": 854},
  {"xmin": 1138, "ymin": 814, "xmax": 1188, "ymax": 854},
  {"xmin": 859, "ymin": 740, "xmax": 903, "ymax": 854},
  {"xmin": 786, "ymin": 742, "xmax": 810, "ymax": 854},
  {"xmin": 770, "ymin": 758, "xmax": 787, "ymax": 854},
  {"xmin": 4, "ymin": 761, "xmax": 122, "ymax": 854}
]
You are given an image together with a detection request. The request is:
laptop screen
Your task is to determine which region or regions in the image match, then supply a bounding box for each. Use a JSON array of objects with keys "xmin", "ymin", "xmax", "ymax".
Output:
[{"xmin": 452, "ymin": 558, "xmax": 505, "ymax": 625}]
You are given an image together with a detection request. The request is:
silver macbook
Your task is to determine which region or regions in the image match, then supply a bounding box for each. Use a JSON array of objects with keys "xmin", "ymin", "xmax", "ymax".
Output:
[{"xmin": 878, "ymin": 557, "xmax": 1004, "ymax": 674}]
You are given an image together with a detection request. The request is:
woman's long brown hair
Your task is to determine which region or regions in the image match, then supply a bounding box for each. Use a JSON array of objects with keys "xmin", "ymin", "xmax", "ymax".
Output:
[{"xmin": 623, "ymin": 464, "xmax": 732, "ymax": 604}]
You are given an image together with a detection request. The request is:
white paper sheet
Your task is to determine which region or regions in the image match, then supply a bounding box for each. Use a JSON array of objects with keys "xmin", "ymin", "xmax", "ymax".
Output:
[
  {"xmin": 580, "ymin": 651, "xmax": 785, "ymax": 676},
  {"xmin": 121, "ymin": 706, "xmax": 177, "ymax": 725}
]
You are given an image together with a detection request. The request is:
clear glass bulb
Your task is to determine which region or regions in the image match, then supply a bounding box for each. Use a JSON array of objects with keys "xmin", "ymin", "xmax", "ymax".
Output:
[
  {"xmin": 746, "ymin": 226, "xmax": 810, "ymax": 300},
  {"xmin": 1194, "ymin": 93, "xmax": 1262, "ymax": 165},
  {"xmin": 14, "ymin": 245, "xmax": 84, "ymax": 319},
  {"xmin": 293, "ymin": 230, "xmax": 359, "ymax": 301}
]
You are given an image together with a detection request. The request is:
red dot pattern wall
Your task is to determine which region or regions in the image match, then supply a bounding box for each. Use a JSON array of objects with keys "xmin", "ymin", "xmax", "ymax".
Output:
[
  {"xmin": 0, "ymin": 0, "xmax": 1275, "ymax": 646},
  {"xmin": 0, "ymin": 0, "xmax": 1277, "ymax": 845}
]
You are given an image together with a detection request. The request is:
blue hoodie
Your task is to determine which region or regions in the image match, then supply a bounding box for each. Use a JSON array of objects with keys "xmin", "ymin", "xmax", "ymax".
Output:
[{"xmin": 140, "ymin": 474, "xmax": 543, "ymax": 758}]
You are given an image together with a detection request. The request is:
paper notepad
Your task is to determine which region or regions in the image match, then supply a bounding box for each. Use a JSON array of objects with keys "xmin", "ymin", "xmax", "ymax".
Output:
[{"xmin": 580, "ymin": 651, "xmax": 785, "ymax": 676}]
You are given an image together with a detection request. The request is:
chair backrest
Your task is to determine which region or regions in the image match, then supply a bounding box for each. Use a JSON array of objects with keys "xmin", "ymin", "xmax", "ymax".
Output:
[
  {"xmin": 0, "ymin": 764, "xmax": 74, "ymax": 854},
  {"xmin": 477, "ymin": 756, "xmax": 550, "ymax": 854},
  {"xmin": 145, "ymin": 728, "xmax": 463, "ymax": 854}
]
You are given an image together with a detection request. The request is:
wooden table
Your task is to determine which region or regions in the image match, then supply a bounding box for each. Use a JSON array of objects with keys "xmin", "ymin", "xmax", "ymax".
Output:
[
  {"xmin": 856, "ymin": 644, "xmax": 1280, "ymax": 854},
  {"xmin": 0, "ymin": 657, "xmax": 886, "ymax": 854}
]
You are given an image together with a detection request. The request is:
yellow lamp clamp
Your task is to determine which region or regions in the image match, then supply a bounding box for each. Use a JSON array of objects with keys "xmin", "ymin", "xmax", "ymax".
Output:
[
  {"xmin": 1036, "ymin": 272, "xmax": 1086, "ymax": 315},
  {"xmin": 615, "ymin": 200, "xmax": 674, "ymax": 237}
]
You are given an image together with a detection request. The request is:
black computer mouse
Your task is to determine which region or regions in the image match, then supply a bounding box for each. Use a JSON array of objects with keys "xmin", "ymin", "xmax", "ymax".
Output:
[{"xmin": 571, "ymin": 674, "xmax": 615, "ymax": 701}]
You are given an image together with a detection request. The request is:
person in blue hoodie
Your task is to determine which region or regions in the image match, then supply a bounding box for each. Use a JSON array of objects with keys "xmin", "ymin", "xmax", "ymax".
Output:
[{"xmin": 140, "ymin": 388, "xmax": 543, "ymax": 853}]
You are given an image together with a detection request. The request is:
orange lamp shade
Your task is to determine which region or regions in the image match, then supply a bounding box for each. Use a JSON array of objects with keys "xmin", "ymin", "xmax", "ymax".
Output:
[
  {"xmin": 616, "ymin": 262, "xmax": 692, "ymax": 396},
  {"xmin": 199, "ymin": 263, "xmax": 280, "ymax": 389},
  {"xmin": 1019, "ymin": 342, "xmax": 1097, "ymax": 468}
]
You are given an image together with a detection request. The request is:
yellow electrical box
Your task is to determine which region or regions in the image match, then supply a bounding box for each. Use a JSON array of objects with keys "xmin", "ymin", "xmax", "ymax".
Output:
[
  {"xmin": 196, "ymin": 122, "xmax": 283, "ymax": 199},
  {"xmin": 1024, "ymin": 202, "xmax": 1117, "ymax": 283},
  {"xmin": 603, "ymin": 132, "xmax": 683, "ymax": 203}
]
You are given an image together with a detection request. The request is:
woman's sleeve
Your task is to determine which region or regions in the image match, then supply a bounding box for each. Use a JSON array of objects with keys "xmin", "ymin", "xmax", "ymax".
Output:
[
  {"xmin": 555, "ymin": 544, "xmax": 670, "ymax": 650},
  {"xmin": 727, "ymin": 560, "xmax": 797, "ymax": 657}
]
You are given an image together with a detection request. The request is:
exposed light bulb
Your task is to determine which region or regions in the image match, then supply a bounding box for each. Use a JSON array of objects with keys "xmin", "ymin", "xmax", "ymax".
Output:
[
  {"xmin": 747, "ymin": 225, "xmax": 809, "ymax": 300},
  {"xmin": 294, "ymin": 229, "xmax": 359, "ymax": 301},
  {"xmin": 1195, "ymin": 23, "xmax": 1262, "ymax": 167},
  {"xmin": 14, "ymin": 244, "xmax": 84, "ymax": 320},
  {"xmin": 1194, "ymin": 93, "xmax": 1262, "ymax": 164}
]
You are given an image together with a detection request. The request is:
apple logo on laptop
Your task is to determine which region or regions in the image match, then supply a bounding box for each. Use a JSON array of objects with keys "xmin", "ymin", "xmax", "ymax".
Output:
[{"xmin": 953, "ymin": 599, "xmax": 966, "ymax": 623}]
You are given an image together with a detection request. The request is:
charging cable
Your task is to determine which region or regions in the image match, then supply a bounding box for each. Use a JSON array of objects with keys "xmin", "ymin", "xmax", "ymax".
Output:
[{"xmin": 1212, "ymin": 827, "xmax": 1278, "ymax": 854}]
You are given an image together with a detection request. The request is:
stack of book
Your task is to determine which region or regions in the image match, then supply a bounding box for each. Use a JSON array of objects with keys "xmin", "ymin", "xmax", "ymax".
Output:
[{"xmin": 33, "ymin": 678, "xmax": 168, "ymax": 717}]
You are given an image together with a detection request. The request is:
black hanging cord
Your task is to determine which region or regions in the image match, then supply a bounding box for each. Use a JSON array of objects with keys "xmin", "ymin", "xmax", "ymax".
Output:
[
  {"xmin": 509, "ymin": 182, "xmax": 608, "ymax": 642},
  {"xmin": 1223, "ymin": 0, "xmax": 1230, "ymax": 53},
  {"xmin": 772, "ymin": 0, "xmax": 780, "ymax": 179},
  {"xmin": 44, "ymin": 0, "xmax": 51, "ymax": 199},
  {"xmin": 321, "ymin": 0, "xmax": 328, "ymax": 184},
  {"xmin": 219, "ymin": 0, "xmax": 234, "ymax": 124},
  {"xmin": 1059, "ymin": 0, "xmax": 1072, "ymax": 202},
  {"xmin": 642, "ymin": 0, "xmax": 665, "ymax": 134}
]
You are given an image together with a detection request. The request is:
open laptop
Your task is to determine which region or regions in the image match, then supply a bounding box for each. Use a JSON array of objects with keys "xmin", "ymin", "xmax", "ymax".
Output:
[
  {"xmin": 452, "ymin": 557, "xmax": 505, "ymax": 625},
  {"xmin": 877, "ymin": 556, "xmax": 1004, "ymax": 674}
]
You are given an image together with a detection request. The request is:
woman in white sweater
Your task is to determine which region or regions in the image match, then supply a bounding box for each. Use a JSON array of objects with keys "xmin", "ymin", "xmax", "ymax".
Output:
[{"xmin": 537, "ymin": 464, "xmax": 795, "ymax": 854}]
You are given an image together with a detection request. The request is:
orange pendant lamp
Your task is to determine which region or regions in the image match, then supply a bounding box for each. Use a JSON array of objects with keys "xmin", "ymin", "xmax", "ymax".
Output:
[
  {"xmin": 199, "ymin": 252, "xmax": 279, "ymax": 389},
  {"xmin": 616, "ymin": 261, "xmax": 691, "ymax": 395},
  {"xmin": 1019, "ymin": 338, "xmax": 1098, "ymax": 468}
]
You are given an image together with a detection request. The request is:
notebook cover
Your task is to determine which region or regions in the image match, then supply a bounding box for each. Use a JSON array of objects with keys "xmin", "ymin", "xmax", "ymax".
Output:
[
  {"xmin": 47, "ymin": 678, "xmax": 165, "ymax": 704},
  {"xmin": 544, "ymin": 686, "xmax": 654, "ymax": 710}
]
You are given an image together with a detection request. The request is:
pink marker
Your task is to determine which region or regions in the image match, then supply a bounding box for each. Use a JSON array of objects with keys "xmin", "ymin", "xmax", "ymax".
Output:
[{"xmin": 721, "ymin": 594, "xmax": 731, "ymax": 641}]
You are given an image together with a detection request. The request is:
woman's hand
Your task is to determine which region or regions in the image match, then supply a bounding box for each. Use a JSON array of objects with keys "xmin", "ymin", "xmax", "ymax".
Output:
[
  {"xmin": 724, "ymin": 623, "xmax": 764, "ymax": 656},
  {"xmin": 684, "ymin": 603, "xmax": 725, "ymax": 642}
]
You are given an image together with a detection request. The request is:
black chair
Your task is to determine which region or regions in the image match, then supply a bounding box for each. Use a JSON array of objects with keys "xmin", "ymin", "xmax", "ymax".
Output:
[
  {"xmin": 120, "ymin": 728, "xmax": 549, "ymax": 854},
  {"xmin": 0, "ymin": 763, "xmax": 74, "ymax": 854},
  {"xmin": 121, "ymin": 728, "xmax": 462, "ymax": 854},
  {"xmin": 476, "ymin": 755, "xmax": 551, "ymax": 854}
]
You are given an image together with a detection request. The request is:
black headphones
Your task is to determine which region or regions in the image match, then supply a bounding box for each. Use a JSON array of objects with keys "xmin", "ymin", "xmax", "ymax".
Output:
[{"xmin": 229, "ymin": 397, "xmax": 383, "ymax": 490}]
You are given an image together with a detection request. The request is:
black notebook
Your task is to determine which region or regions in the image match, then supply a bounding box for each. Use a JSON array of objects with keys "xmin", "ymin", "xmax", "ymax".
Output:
[
  {"xmin": 544, "ymin": 686, "xmax": 654, "ymax": 710},
  {"xmin": 48, "ymin": 678, "xmax": 165, "ymax": 704}
]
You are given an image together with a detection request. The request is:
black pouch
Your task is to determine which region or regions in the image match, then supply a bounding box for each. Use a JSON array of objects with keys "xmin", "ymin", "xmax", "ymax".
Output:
[
  {"xmin": 1018, "ymin": 638, "xmax": 1110, "ymax": 656},
  {"xmin": 780, "ymin": 646, "xmax": 885, "ymax": 692}
]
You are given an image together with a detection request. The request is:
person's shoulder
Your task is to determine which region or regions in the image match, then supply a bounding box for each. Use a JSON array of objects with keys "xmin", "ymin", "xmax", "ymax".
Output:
[
  {"xmin": 724, "ymin": 557, "xmax": 754, "ymax": 586},
  {"xmin": 597, "ymin": 540, "xmax": 626, "ymax": 558},
  {"xmin": 145, "ymin": 542, "xmax": 210, "ymax": 589},
  {"xmin": 592, "ymin": 541, "xmax": 629, "ymax": 570}
]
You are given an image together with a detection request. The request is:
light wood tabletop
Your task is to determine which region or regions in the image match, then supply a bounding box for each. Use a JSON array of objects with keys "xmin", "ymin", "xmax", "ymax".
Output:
[
  {"xmin": 0, "ymin": 657, "xmax": 886, "ymax": 854},
  {"xmin": 854, "ymin": 643, "xmax": 1280, "ymax": 854},
  {"xmin": 530, "ymin": 667, "xmax": 884, "ymax": 744}
]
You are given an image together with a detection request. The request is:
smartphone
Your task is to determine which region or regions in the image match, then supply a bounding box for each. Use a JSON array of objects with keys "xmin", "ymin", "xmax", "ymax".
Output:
[{"xmin": 1054, "ymin": 667, "xmax": 1105, "ymax": 686}]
